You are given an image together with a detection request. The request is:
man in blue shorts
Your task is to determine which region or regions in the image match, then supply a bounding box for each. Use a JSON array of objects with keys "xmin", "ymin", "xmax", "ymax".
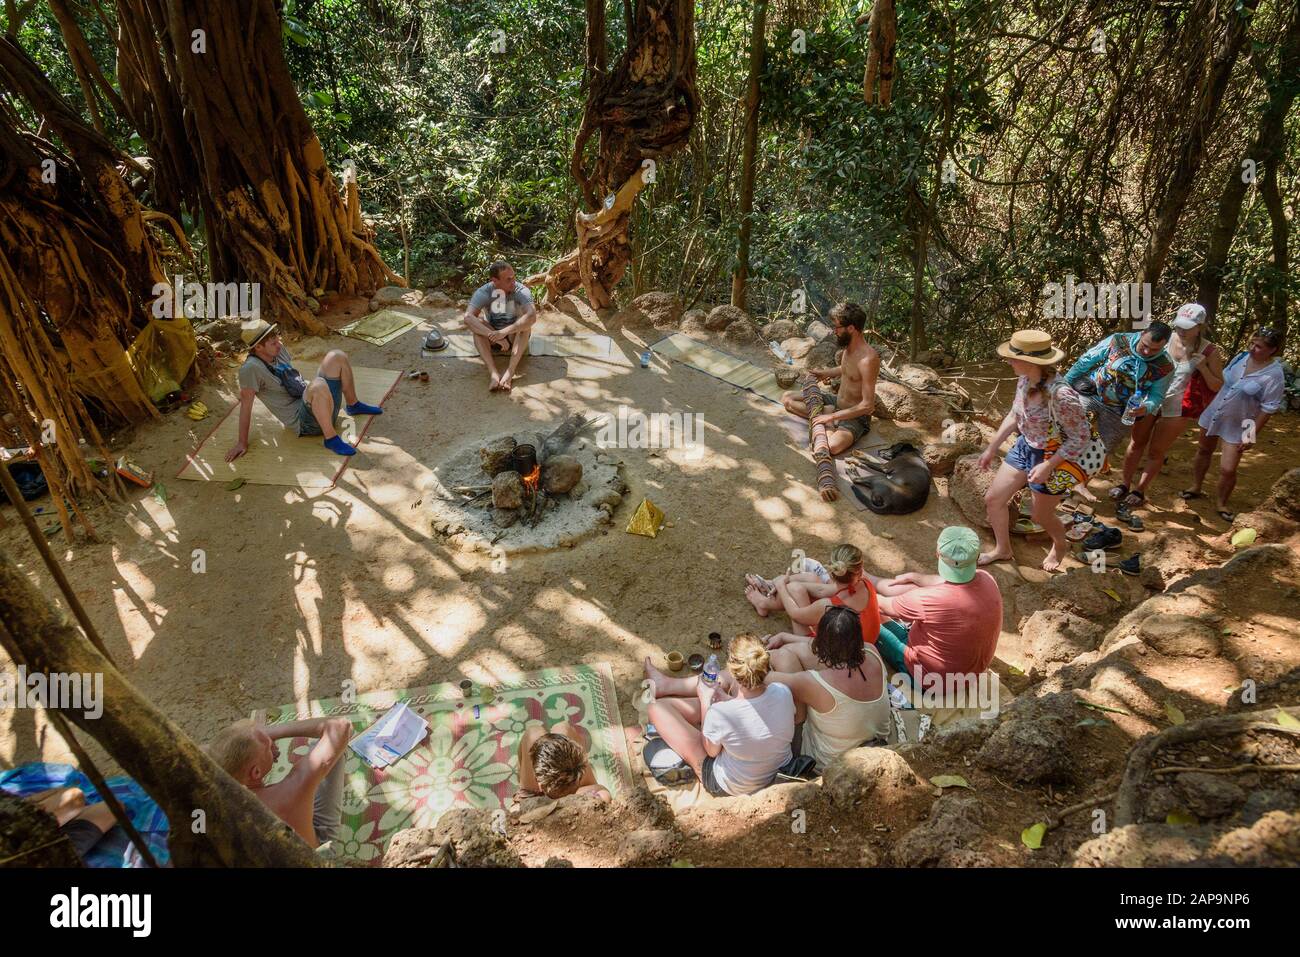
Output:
[
  {"xmin": 227, "ymin": 320, "xmax": 383, "ymax": 461},
  {"xmin": 463, "ymin": 260, "xmax": 537, "ymax": 392}
]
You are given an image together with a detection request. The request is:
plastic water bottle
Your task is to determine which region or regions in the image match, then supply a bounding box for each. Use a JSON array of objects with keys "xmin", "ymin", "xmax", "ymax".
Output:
[
  {"xmin": 1121, "ymin": 393, "xmax": 1143, "ymax": 426},
  {"xmin": 640, "ymin": 350, "xmax": 651, "ymax": 368},
  {"xmin": 701, "ymin": 654, "xmax": 720, "ymax": 688},
  {"xmin": 768, "ymin": 341, "xmax": 793, "ymax": 365}
]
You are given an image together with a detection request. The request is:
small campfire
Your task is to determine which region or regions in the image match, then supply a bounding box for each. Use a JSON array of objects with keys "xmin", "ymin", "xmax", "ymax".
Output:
[{"xmin": 429, "ymin": 413, "xmax": 629, "ymax": 555}]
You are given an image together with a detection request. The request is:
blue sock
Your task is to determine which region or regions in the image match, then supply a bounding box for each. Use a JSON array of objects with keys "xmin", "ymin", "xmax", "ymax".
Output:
[
  {"xmin": 346, "ymin": 401, "xmax": 383, "ymax": 416},
  {"xmin": 323, "ymin": 435, "xmax": 357, "ymax": 456}
]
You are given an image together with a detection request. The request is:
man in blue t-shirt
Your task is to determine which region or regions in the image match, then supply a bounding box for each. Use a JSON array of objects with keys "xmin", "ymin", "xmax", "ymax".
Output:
[{"xmin": 464, "ymin": 260, "xmax": 537, "ymax": 392}]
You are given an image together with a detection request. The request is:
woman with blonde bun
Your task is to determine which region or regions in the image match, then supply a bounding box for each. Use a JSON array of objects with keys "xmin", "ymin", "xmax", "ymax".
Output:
[
  {"xmin": 749, "ymin": 544, "xmax": 905, "ymax": 651},
  {"xmin": 643, "ymin": 635, "xmax": 794, "ymax": 796}
]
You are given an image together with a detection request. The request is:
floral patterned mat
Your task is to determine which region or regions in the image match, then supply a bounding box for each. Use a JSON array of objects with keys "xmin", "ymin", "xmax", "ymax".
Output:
[{"xmin": 253, "ymin": 663, "xmax": 633, "ymax": 865}]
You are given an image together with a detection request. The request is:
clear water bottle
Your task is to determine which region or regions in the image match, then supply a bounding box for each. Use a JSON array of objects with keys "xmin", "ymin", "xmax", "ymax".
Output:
[
  {"xmin": 1121, "ymin": 393, "xmax": 1143, "ymax": 426},
  {"xmin": 639, "ymin": 350, "xmax": 651, "ymax": 368},
  {"xmin": 768, "ymin": 341, "xmax": 793, "ymax": 365},
  {"xmin": 701, "ymin": 654, "xmax": 720, "ymax": 687}
]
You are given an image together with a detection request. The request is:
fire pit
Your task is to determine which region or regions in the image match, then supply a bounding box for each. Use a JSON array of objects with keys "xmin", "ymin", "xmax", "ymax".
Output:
[{"xmin": 429, "ymin": 414, "xmax": 629, "ymax": 555}]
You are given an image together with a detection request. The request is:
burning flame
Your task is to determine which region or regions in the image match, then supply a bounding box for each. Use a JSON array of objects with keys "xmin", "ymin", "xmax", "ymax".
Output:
[{"xmin": 522, "ymin": 464, "xmax": 541, "ymax": 494}]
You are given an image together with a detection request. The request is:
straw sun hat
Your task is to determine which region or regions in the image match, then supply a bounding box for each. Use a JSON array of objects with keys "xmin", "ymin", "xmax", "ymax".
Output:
[{"xmin": 996, "ymin": 329, "xmax": 1066, "ymax": 366}]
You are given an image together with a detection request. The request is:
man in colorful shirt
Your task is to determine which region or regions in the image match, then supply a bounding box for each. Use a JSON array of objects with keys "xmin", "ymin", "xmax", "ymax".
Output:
[{"xmin": 1065, "ymin": 322, "xmax": 1175, "ymax": 451}]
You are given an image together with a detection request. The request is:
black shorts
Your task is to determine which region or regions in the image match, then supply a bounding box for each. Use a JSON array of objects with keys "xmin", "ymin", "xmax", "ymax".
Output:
[
  {"xmin": 61, "ymin": 817, "xmax": 106, "ymax": 861},
  {"xmin": 700, "ymin": 756, "xmax": 729, "ymax": 797}
]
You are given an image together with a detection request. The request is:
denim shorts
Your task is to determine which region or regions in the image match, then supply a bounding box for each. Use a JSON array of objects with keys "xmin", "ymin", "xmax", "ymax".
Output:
[
  {"xmin": 1005, "ymin": 434, "xmax": 1081, "ymax": 495},
  {"xmin": 700, "ymin": 756, "xmax": 729, "ymax": 797},
  {"xmin": 294, "ymin": 376, "xmax": 342, "ymax": 437}
]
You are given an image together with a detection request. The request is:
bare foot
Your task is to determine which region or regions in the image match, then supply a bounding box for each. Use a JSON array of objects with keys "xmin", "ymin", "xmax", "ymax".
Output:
[
  {"xmin": 745, "ymin": 573, "xmax": 774, "ymax": 596},
  {"xmin": 643, "ymin": 656, "xmax": 670, "ymax": 693},
  {"xmin": 745, "ymin": 584, "xmax": 773, "ymax": 617},
  {"xmin": 500, "ymin": 371, "xmax": 514, "ymax": 392},
  {"xmin": 1041, "ymin": 545, "xmax": 1064, "ymax": 573},
  {"xmin": 978, "ymin": 549, "xmax": 1013, "ymax": 567},
  {"xmin": 488, "ymin": 373, "xmax": 502, "ymax": 392}
]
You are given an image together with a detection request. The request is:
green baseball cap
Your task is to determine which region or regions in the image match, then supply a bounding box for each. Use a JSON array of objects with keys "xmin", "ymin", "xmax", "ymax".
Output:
[{"xmin": 937, "ymin": 526, "xmax": 981, "ymax": 584}]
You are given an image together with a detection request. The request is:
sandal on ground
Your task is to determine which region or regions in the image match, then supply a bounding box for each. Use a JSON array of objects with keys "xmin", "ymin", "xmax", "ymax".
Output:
[
  {"xmin": 1066, "ymin": 522, "xmax": 1093, "ymax": 542},
  {"xmin": 1179, "ymin": 490, "xmax": 1203, "ymax": 500},
  {"xmin": 1126, "ymin": 513, "xmax": 1145, "ymax": 532},
  {"xmin": 1217, "ymin": 510, "xmax": 1236, "ymax": 523}
]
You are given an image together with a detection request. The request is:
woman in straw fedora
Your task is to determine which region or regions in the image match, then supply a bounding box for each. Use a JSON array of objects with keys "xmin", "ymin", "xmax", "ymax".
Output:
[{"xmin": 978, "ymin": 329, "xmax": 1098, "ymax": 572}]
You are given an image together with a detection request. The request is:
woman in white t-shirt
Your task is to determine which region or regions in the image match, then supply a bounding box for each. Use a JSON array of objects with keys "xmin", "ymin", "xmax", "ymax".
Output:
[{"xmin": 645, "ymin": 635, "xmax": 795, "ymax": 797}]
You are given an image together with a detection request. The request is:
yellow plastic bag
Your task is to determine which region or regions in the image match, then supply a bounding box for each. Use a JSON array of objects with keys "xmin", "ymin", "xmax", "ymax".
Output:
[
  {"xmin": 128, "ymin": 317, "xmax": 197, "ymax": 402},
  {"xmin": 626, "ymin": 498, "xmax": 665, "ymax": 538}
]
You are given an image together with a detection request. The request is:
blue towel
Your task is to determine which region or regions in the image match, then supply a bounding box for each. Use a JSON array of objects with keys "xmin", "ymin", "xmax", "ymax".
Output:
[{"xmin": 0, "ymin": 762, "xmax": 171, "ymax": 867}]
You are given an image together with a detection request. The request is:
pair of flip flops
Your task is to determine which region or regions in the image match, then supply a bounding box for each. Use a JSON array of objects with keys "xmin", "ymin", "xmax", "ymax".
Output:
[
  {"xmin": 1179, "ymin": 489, "xmax": 1235, "ymax": 521},
  {"xmin": 1066, "ymin": 519, "xmax": 1099, "ymax": 542}
]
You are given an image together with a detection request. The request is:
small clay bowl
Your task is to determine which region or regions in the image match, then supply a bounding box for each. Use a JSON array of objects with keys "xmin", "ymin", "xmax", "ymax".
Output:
[
  {"xmin": 707, "ymin": 632, "xmax": 723, "ymax": 650},
  {"xmin": 775, "ymin": 368, "xmax": 799, "ymax": 389},
  {"xmin": 666, "ymin": 651, "xmax": 684, "ymax": 672},
  {"xmin": 688, "ymin": 653, "xmax": 705, "ymax": 673}
]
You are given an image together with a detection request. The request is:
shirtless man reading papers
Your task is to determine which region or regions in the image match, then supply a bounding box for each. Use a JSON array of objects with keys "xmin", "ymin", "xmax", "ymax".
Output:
[
  {"xmin": 207, "ymin": 717, "xmax": 351, "ymax": 848},
  {"xmin": 781, "ymin": 301, "xmax": 880, "ymax": 454}
]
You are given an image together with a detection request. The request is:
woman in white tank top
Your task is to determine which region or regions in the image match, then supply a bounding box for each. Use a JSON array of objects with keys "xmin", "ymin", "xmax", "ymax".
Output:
[{"xmin": 765, "ymin": 605, "xmax": 892, "ymax": 770}]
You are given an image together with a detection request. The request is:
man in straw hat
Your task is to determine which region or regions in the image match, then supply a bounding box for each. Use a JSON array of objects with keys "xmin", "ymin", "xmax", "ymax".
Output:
[
  {"xmin": 226, "ymin": 320, "xmax": 385, "ymax": 462},
  {"xmin": 977, "ymin": 329, "xmax": 1099, "ymax": 571}
]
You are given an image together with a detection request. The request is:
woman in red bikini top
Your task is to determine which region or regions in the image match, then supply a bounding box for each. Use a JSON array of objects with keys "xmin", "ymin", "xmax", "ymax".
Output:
[{"xmin": 797, "ymin": 545, "xmax": 882, "ymax": 644}]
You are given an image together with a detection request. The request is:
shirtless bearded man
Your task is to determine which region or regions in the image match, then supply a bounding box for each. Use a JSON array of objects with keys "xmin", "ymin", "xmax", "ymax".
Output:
[{"xmin": 781, "ymin": 301, "xmax": 880, "ymax": 453}]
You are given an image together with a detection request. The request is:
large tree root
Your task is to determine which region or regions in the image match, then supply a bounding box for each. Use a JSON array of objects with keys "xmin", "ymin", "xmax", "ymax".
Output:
[{"xmin": 1114, "ymin": 706, "xmax": 1300, "ymax": 827}]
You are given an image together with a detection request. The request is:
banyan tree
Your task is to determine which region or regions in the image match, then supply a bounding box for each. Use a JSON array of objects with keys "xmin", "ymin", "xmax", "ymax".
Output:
[
  {"xmin": 529, "ymin": 0, "xmax": 699, "ymax": 308},
  {"xmin": 0, "ymin": 34, "xmax": 174, "ymax": 535},
  {"xmin": 0, "ymin": 1, "xmax": 402, "ymax": 536},
  {"xmin": 111, "ymin": 0, "xmax": 402, "ymax": 336}
]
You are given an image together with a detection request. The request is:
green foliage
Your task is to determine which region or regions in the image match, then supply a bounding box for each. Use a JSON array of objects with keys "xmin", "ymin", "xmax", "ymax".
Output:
[{"xmin": 15, "ymin": 0, "xmax": 1298, "ymax": 360}]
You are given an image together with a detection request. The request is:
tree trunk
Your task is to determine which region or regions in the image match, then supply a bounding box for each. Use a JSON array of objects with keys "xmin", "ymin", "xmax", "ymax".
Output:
[
  {"xmin": 905, "ymin": 189, "xmax": 930, "ymax": 360},
  {"xmin": 112, "ymin": 0, "xmax": 204, "ymax": 223},
  {"xmin": 0, "ymin": 546, "xmax": 323, "ymax": 867},
  {"xmin": 1196, "ymin": 0, "xmax": 1300, "ymax": 325},
  {"xmin": 1258, "ymin": 157, "xmax": 1289, "ymax": 344},
  {"xmin": 155, "ymin": 0, "xmax": 401, "ymax": 334},
  {"xmin": 530, "ymin": 0, "xmax": 698, "ymax": 308},
  {"xmin": 731, "ymin": 0, "xmax": 767, "ymax": 311},
  {"xmin": 0, "ymin": 34, "xmax": 182, "ymax": 535},
  {"xmin": 1137, "ymin": 0, "xmax": 1258, "ymax": 293}
]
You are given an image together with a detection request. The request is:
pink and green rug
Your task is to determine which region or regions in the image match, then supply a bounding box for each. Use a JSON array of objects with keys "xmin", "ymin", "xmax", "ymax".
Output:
[{"xmin": 253, "ymin": 663, "xmax": 634, "ymax": 865}]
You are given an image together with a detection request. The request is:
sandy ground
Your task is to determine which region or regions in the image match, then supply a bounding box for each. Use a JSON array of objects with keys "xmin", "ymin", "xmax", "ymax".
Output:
[{"xmin": 2, "ymin": 295, "xmax": 1296, "ymax": 801}]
